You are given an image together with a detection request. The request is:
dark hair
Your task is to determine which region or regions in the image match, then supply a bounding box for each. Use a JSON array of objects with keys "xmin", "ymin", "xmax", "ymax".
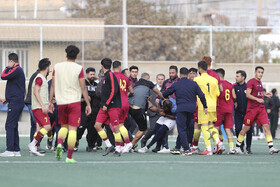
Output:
[
  {"xmin": 163, "ymin": 99, "xmax": 173, "ymax": 112},
  {"xmin": 169, "ymin": 65, "xmax": 178, "ymax": 72},
  {"xmin": 215, "ymin": 68, "xmax": 225, "ymax": 78},
  {"xmin": 189, "ymin": 67, "xmax": 198, "ymax": 73},
  {"xmin": 113, "ymin": 60, "xmax": 122, "ymax": 69},
  {"xmin": 101, "ymin": 58, "xmax": 112, "ymax": 69},
  {"xmin": 272, "ymin": 88, "xmax": 277, "ymax": 95},
  {"xmin": 198, "ymin": 61, "xmax": 208, "ymax": 71},
  {"xmin": 8, "ymin": 53, "xmax": 18, "ymax": 62},
  {"xmin": 129, "ymin": 65, "xmax": 138, "ymax": 72},
  {"xmin": 121, "ymin": 68, "xmax": 128, "ymax": 74},
  {"xmin": 236, "ymin": 70, "xmax": 247, "ymax": 80},
  {"xmin": 86, "ymin": 67, "xmax": 95, "ymax": 74},
  {"xmin": 264, "ymin": 88, "xmax": 267, "ymax": 92},
  {"xmin": 65, "ymin": 45, "xmax": 80, "ymax": 60},
  {"xmin": 255, "ymin": 66, "xmax": 264, "ymax": 72},
  {"xmin": 179, "ymin": 67, "xmax": 189, "ymax": 75},
  {"xmin": 38, "ymin": 58, "xmax": 51, "ymax": 71},
  {"xmin": 98, "ymin": 69, "xmax": 104, "ymax": 77}
]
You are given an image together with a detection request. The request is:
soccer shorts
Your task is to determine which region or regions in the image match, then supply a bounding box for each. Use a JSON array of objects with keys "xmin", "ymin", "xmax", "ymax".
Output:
[
  {"xmin": 58, "ymin": 102, "xmax": 81, "ymax": 127},
  {"xmin": 129, "ymin": 107, "xmax": 147, "ymax": 131},
  {"xmin": 243, "ymin": 107, "xmax": 269, "ymax": 127},
  {"xmin": 96, "ymin": 108, "xmax": 120, "ymax": 126},
  {"xmin": 119, "ymin": 104, "xmax": 129, "ymax": 123},
  {"xmin": 156, "ymin": 116, "xmax": 176, "ymax": 130},
  {"xmin": 215, "ymin": 111, "xmax": 233, "ymax": 129},
  {"xmin": 32, "ymin": 109, "xmax": 51, "ymax": 127},
  {"xmin": 198, "ymin": 111, "xmax": 217, "ymax": 124}
]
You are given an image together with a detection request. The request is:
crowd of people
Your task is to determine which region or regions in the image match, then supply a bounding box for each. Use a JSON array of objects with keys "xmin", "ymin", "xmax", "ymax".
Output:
[{"xmin": 0, "ymin": 45, "xmax": 280, "ymax": 163}]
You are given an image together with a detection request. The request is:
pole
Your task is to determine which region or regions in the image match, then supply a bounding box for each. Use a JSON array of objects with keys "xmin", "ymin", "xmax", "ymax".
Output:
[
  {"xmin": 253, "ymin": 30, "xmax": 256, "ymax": 75},
  {"xmin": 34, "ymin": 0, "xmax": 38, "ymax": 19},
  {"xmin": 82, "ymin": 28, "xmax": 85, "ymax": 68},
  {"xmin": 14, "ymin": 0, "xmax": 17, "ymax": 19},
  {"xmin": 210, "ymin": 25, "xmax": 213, "ymax": 58},
  {"xmin": 40, "ymin": 24, "xmax": 43, "ymax": 59},
  {"xmin": 122, "ymin": 0, "xmax": 128, "ymax": 68}
]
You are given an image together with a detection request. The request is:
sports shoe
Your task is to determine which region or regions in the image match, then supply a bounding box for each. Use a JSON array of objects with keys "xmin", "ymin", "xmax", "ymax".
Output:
[
  {"xmin": 0, "ymin": 151, "xmax": 15, "ymax": 157},
  {"xmin": 37, "ymin": 146, "xmax": 46, "ymax": 154},
  {"xmin": 30, "ymin": 151, "xmax": 45, "ymax": 157},
  {"xmin": 65, "ymin": 158, "xmax": 77, "ymax": 164},
  {"xmin": 157, "ymin": 147, "xmax": 170, "ymax": 154},
  {"xmin": 46, "ymin": 138, "xmax": 53, "ymax": 150},
  {"xmin": 14, "ymin": 151, "xmax": 21, "ymax": 157},
  {"xmin": 234, "ymin": 147, "xmax": 244, "ymax": 154},
  {"xmin": 198, "ymin": 150, "xmax": 213, "ymax": 155},
  {"xmin": 112, "ymin": 151, "xmax": 121, "ymax": 157},
  {"xmin": 152, "ymin": 147, "xmax": 160, "ymax": 153},
  {"xmin": 122, "ymin": 143, "xmax": 132, "ymax": 153},
  {"xmin": 190, "ymin": 147, "xmax": 200, "ymax": 154},
  {"xmin": 170, "ymin": 148, "xmax": 181, "ymax": 155},
  {"xmin": 246, "ymin": 147, "xmax": 253, "ymax": 154},
  {"xmin": 216, "ymin": 142, "xmax": 225, "ymax": 154},
  {"xmin": 86, "ymin": 146, "xmax": 95, "ymax": 152},
  {"xmin": 56, "ymin": 144, "xmax": 63, "ymax": 160},
  {"xmin": 28, "ymin": 141, "xmax": 37, "ymax": 154},
  {"xmin": 103, "ymin": 146, "xmax": 115, "ymax": 156},
  {"xmin": 182, "ymin": 150, "xmax": 192, "ymax": 156},
  {"xmin": 228, "ymin": 149, "xmax": 235, "ymax": 155},
  {"xmin": 269, "ymin": 147, "xmax": 280, "ymax": 155},
  {"xmin": 138, "ymin": 146, "xmax": 148, "ymax": 153}
]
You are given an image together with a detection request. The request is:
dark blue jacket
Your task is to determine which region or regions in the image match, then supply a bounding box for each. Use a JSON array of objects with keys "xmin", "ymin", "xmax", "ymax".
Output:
[
  {"xmin": 1, "ymin": 65, "xmax": 26, "ymax": 103},
  {"xmin": 163, "ymin": 77, "xmax": 207, "ymax": 113},
  {"xmin": 233, "ymin": 82, "xmax": 247, "ymax": 115}
]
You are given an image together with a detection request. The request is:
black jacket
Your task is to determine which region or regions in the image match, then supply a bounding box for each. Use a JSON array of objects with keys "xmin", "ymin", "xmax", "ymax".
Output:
[
  {"xmin": 25, "ymin": 70, "xmax": 40, "ymax": 105},
  {"xmin": 100, "ymin": 70, "xmax": 121, "ymax": 109}
]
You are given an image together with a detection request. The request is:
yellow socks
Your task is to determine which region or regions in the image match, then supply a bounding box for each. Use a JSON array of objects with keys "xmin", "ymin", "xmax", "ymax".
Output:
[
  {"xmin": 201, "ymin": 126, "xmax": 211, "ymax": 151},
  {"xmin": 57, "ymin": 126, "xmax": 68, "ymax": 145},
  {"xmin": 119, "ymin": 126, "xmax": 130, "ymax": 144},
  {"xmin": 98, "ymin": 129, "xmax": 112, "ymax": 147}
]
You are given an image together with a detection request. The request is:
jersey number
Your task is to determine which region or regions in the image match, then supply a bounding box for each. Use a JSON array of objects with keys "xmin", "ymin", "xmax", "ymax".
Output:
[
  {"xmin": 44, "ymin": 117, "xmax": 48, "ymax": 123},
  {"xmin": 225, "ymin": 89, "xmax": 230, "ymax": 101},
  {"xmin": 120, "ymin": 79, "xmax": 127, "ymax": 92},
  {"xmin": 206, "ymin": 83, "xmax": 210, "ymax": 93}
]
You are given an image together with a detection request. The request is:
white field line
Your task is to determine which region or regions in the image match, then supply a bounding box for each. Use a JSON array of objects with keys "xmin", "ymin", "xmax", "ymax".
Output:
[{"xmin": 0, "ymin": 160, "xmax": 277, "ymax": 165}]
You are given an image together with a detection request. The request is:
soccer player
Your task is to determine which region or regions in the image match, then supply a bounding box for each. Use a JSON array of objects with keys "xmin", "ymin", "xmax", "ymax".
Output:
[
  {"xmin": 194, "ymin": 61, "xmax": 223, "ymax": 155},
  {"xmin": 232, "ymin": 70, "xmax": 253, "ymax": 154},
  {"xmin": 94, "ymin": 58, "xmax": 122, "ymax": 157},
  {"xmin": 28, "ymin": 58, "xmax": 52, "ymax": 156},
  {"xmin": 214, "ymin": 68, "xmax": 236, "ymax": 154},
  {"xmin": 164, "ymin": 67, "xmax": 207, "ymax": 155},
  {"xmin": 113, "ymin": 60, "xmax": 134, "ymax": 153},
  {"xmin": 235, "ymin": 66, "xmax": 279, "ymax": 154},
  {"xmin": 0, "ymin": 53, "xmax": 25, "ymax": 157},
  {"xmin": 49, "ymin": 45, "xmax": 91, "ymax": 163}
]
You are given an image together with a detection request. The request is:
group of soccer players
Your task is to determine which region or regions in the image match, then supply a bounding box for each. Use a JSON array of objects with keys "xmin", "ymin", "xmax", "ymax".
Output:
[{"xmin": 4, "ymin": 44, "xmax": 278, "ymax": 163}]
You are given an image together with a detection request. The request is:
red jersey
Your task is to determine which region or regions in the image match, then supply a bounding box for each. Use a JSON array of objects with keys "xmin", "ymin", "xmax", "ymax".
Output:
[
  {"xmin": 247, "ymin": 78, "xmax": 264, "ymax": 109},
  {"xmin": 207, "ymin": 69, "xmax": 220, "ymax": 84},
  {"xmin": 114, "ymin": 72, "xmax": 131, "ymax": 106},
  {"xmin": 218, "ymin": 80, "xmax": 233, "ymax": 113}
]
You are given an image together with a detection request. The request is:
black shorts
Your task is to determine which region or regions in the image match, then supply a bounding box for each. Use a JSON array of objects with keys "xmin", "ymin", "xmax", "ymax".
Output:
[{"xmin": 129, "ymin": 107, "xmax": 147, "ymax": 131}]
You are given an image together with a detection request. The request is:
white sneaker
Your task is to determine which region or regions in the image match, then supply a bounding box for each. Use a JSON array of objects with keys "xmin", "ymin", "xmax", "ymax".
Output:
[
  {"xmin": 122, "ymin": 143, "xmax": 132, "ymax": 153},
  {"xmin": 138, "ymin": 146, "xmax": 148, "ymax": 153},
  {"xmin": 0, "ymin": 151, "xmax": 15, "ymax": 157},
  {"xmin": 269, "ymin": 147, "xmax": 279, "ymax": 155},
  {"xmin": 259, "ymin": 133, "xmax": 265, "ymax": 140},
  {"xmin": 234, "ymin": 147, "xmax": 244, "ymax": 154},
  {"xmin": 14, "ymin": 151, "xmax": 21, "ymax": 157},
  {"xmin": 28, "ymin": 141, "xmax": 37, "ymax": 153},
  {"xmin": 228, "ymin": 149, "xmax": 235, "ymax": 155},
  {"xmin": 29, "ymin": 151, "xmax": 45, "ymax": 157},
  {"xmin": 157, "ymin": 147, "xmax": 170, "ymax": 154}
]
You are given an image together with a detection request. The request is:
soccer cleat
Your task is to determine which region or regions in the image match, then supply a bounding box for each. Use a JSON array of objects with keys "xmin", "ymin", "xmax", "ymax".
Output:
[
  {"xmin": 112, "ymin": 151, "xmax": 121, "ymax": 157},
  {"xmin": 13, "ymin": 151, "xmax": 21, "ymax": 157},
  {"xmin": 122, "ymin": 143, "xmax": 132, "ymax": 153},
  {"xmin": 102, "ymin": 146, "xmax": 115, "ymax": 156},
  {"xmin": 170, "ymin": 148, "xmax": 181, "ymax": 155},
  {"xmin": 138, "ymin": 146, "xmax": 148, "ymax": 153},
  {"xmin": 157, "ymin": 147, "xmax": 170, "ymax": 154},
  {"xmin": 65, "ymin": 158, "xmax": 77, "ymax": 164},
  {"xmin": 269, "ymin": 147, "xmax": 279, "ymax": 155},
  {"xmin": 30, "ymin": 151, "xmax": 45, "ymax": 157},
  {"xmin": 0, "ymin": 151, "xmax": 15, "ymax": 157},
  {"xmin": 234, "ymin": 147, "xmax": 244, "ymax": 154},
  {"xmin": 198, "ymin": 150, "xmax": 213, "ymax": 155},
  {"xmin": 46, "ymin": 138, "xmax": 53, "ymax": 150},
  {"xmin": 216, "ymin": 142, "xmax": 225, "ymax": 155},
  {"xmin": 37, "ymin": 146, "xmax": 46, "ymax": 154},
  {"xmin": 190, "ymin": 147, "xmax": 200, "ymax": 154},
  {"xmin": 183, "ymin": 150, "xmax": 192, "ymax": 156},
  {"xmin": 56, "ymin": 144, "xmax": 63, "ymax": 160}
]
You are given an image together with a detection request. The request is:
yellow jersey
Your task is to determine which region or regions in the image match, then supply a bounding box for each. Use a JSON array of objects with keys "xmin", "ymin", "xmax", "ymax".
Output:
[{"xmin": 194, "ymin": 73, "xmax": 220, "ymax": 112}]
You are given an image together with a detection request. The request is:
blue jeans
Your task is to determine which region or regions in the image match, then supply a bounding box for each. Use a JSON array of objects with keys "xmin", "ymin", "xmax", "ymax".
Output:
[{"xmin": 26, "ymin": 104, "xmax": 37, "ymax": 142}]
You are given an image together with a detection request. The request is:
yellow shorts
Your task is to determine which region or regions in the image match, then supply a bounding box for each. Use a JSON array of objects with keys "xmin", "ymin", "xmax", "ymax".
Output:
[{"xmin": 198, "ymin": 111, "xmax": 217, "ymax": 124}]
